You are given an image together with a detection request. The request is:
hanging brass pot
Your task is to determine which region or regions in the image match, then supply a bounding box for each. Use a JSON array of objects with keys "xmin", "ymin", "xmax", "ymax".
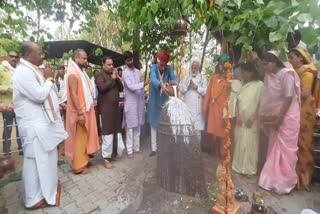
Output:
[{"xmin": 171, "ymin": 19, "xmax": 188, "ymax": 38}]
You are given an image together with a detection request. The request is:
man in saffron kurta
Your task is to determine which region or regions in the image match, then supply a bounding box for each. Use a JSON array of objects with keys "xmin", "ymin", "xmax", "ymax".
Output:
[
  {"xmin": 65, "ymin": 49, "xmax": 100, "ymax": 174},
  {"xmin": 122, "ymin": 51, "xmax": 149, "ymax": 158},
  {"xmin": 12, "ymin": 42, "xmax": 68, "ymax": 209},
  {"xmin": 203, "ymin": 60, "xmax": 230, "ymax": 158},
  {"xmin": 147, "ymin": 50, "xmax": 179, "ymax": 156}
]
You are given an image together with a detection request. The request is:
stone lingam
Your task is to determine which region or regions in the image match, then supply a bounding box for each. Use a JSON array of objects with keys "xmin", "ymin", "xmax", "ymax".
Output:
[{"xmin": 157, "ymin": 85, "xmax": 206, "ymax": 197}]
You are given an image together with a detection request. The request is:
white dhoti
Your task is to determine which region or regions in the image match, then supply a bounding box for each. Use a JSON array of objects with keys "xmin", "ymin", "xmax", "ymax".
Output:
[
  {"xmin": 12, "ymin": 59, "xmax": 68, "ymax": 208},
  {"xmin": 101, "ymin": 133, "xmax": 123, "ymax": 158},
  {"xmin": 23, "ymin": 137, "xmax": 58, "ymax": 208},
  {"xmin": 126, "ymin": 126, "xmax": 141, "ymax": 154},
  {"xmin": 151, "ymin": 126, "xmax": 157, "ymax": 152}
]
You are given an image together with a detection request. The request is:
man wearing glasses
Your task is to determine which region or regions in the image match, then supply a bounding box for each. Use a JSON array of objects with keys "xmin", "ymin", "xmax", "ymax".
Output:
[{"xmin": 0, "ymin": 51, "xmax": 23, "ymax": 155}]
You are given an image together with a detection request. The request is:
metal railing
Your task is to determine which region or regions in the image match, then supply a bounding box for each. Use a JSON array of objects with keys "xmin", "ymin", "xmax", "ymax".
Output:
[{"xmin": 0, "ymin": 122, "xmax": 23, "ymax": 156}]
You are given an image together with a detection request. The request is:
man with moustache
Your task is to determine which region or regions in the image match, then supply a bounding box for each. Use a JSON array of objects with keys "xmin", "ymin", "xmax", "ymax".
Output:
[
  {"xmin": 12, "ymin": 42, "xmax": 68, "ymax": 209},
  {"xmin": 147, "ymin": 50, "xmax": 179, "ymax": 157},
  {"xmin": 180, "ymin": 60, "xmax": 208, "ymax": 139},
  {"xmin": 95, "ymin": 56, "xmax": 124, "ymax": 169},
  {"xmin": 122, "ymin": 51, "xmax": 149, "ymax": 158},
  {"xmin": 0, "ymin": 50, "xmax": 23, "ymax": 155},
  {"xmin": 64, "ymin": 49, "xmax": 100, "ymax": 174}
]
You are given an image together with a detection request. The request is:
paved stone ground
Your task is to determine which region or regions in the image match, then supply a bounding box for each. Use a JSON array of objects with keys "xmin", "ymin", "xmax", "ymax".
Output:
[
  {"xmin": 1, "ymin": 138, "xmax": 320, "ymax": 214},
  {"xmin": 0, "ymin": 139, "xmax": 154, "ymax": 214}
]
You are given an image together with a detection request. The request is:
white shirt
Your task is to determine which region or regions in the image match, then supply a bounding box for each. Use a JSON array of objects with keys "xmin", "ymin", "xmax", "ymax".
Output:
[
  {"xmin": 180, "ymin": 73, "xmax": 208, "ymax": 131},
  {"xmin": 12, "ymin": 61, "xmax": 68, "ymax": 151}
]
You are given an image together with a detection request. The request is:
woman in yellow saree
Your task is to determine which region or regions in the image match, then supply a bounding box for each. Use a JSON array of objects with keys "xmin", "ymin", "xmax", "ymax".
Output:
[
  {"xmin": 289, "ymin": 47, "xmax": 317, "ymax": 191},
  {"xmin": 232, "ymin": 63, "xmax": 264, "ymax": 175}
]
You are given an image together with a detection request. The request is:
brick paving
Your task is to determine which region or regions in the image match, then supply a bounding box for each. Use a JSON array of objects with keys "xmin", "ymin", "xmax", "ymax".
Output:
[
  {"xmin": 1, "ymin": 142, "xmax": 320, "ymax": 214},
  {"xmin": 1, "ymin": 145, "xmax": 152, "ymax": 214}
]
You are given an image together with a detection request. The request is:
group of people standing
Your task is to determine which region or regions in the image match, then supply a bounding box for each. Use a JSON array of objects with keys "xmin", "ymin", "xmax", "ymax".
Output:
[
  {"xmin": 1, "ymin": 38, "xmax": 319, "ymax": 210},
  {"xmin": 201, "ymin": 47, "xmax": 318, "ymax": 195},
  {"xmin": 211, "ymin": 48, "xmax": 318, "ymax": 195}
]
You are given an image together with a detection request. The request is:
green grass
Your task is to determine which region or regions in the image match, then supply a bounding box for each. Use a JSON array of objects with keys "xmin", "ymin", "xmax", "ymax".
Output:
[{"xmin": 0, "ymin": 171, "xmax": 22, "ymax": 189}]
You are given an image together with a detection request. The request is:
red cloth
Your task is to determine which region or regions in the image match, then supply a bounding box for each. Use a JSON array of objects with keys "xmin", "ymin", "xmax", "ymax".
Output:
[{"xmin": 152, "ymin": 50, "xmax": 172, "ymax": 64}]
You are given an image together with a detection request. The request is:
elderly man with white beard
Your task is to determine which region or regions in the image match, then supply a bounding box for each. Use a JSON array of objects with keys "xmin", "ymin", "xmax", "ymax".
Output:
[{"xmin": 180, "ymin": 60, "xmax": 208, "ymax": 138}]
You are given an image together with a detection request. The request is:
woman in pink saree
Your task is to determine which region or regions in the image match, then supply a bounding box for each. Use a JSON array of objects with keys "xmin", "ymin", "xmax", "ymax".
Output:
[{"xmin": 258, "ymin": 51, "xmax": 301, "ymax": 194}]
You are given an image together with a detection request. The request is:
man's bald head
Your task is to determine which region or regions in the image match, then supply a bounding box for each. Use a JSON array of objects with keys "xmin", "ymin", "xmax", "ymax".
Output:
[
  {"xmin": 74, "ymin": 49, "xmax": 88, "ymax": 69},
  {"xmin": 22, "ymin": 42, "xmax": 39, "ymax": 57},
  {"xmin": 21, "ymin": 42, "xmax": 44, "ymax": 66}
]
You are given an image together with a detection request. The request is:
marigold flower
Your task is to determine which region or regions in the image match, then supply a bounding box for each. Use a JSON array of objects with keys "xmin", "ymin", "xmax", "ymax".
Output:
[
  {"xmin": 210, "ymin": 0, "xmax": 215, "ymax": 8},
  {"xmin": 225, "ymin": 62, "xmax": 232, "ymax": 68}
]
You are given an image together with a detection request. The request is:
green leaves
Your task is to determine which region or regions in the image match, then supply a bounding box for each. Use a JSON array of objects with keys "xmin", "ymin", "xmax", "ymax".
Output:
[
  {"xmin": 291, "ymin": 0, "xmax": 298, "ymax": 7},
  {"xmin": 300, "ymin": 27, "xmax": 319, "ymax": 45},
  {"xmin": 269, "ymin": 31, "xmax": 283, "ymax": 42},
  {"xmin": 257, "ymin": 0, "xmax": 264, "ymax": 5},
  {"xmin": 141, "ymin": 7, "xmax": 147, "ymax": 20},
  {"xmin": 150, "ymin": 0, "xmax": 159, "ymax": 14},
  {"xmin": 215, "ymin": 0, "xmax": 224, "ymax": 6},
  {"xmin": 95, "ymin": 48, "xmax": 103, "ymax": 56},
  {"xmin": 263, "ymin": 16, "xmax": 278, "ymax": 29},
  {"xmin": 233, "ymin": 0, "xmax": 242, "ymax": 8},
  {"xmin": 112, "ymin": 0, "xmax": 320, "ymax": 63},
  {"xmin": 230, "ymin": 22, "xmax": 240, "ymax": 32},
  {"xmin": 297, "ymin": 13, "xmax": 313, "ymax": 22}
]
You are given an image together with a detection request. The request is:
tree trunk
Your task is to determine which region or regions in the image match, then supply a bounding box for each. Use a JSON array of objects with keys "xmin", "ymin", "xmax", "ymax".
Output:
[
  {"xmin": 189, "ymin": 29, "xmax": 192, "ymax": 60},
  {"xmin": 36, "ymin": 9, "xmax": 41, "ymax": 42},
  {"xmin": 144, "ymin": 53, "xmax": 150, "ymax": 81},
  {"xmin": 200, "ymin": 28, "xmax": 210, "ymax": 73},
  {"xmin": 133, "ymin": 29, "xmax": 142, "ymax": 69}
]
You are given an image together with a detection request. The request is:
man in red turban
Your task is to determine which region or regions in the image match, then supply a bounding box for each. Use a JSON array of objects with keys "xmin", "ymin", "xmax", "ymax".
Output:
[
  {"xmin": 147, "ymin": 50, "xmax": 179, "ymax": 156},
  {"xmin": 153, "ymin": 50, "xmax": 172, "ymax": 64}
]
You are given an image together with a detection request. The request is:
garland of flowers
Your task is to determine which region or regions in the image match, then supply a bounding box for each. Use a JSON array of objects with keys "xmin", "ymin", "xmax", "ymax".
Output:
[
  {"xmin": 59, "ymin": 103, "xmax": 67, "ymax": 111},
  {"xmin": 178, "ymin": 36, "xmax": 186, "ymax": 81},
  {"xmin": 0, "ymin": 103, "xmax": 14, "ymax": 112},
  {"xmin": 198, "ymin": 0, "xmax": 215, "ymax": 24},
  {"xmin": 222, "ymin": 62, "xmax": 232, "ymax": 214}
]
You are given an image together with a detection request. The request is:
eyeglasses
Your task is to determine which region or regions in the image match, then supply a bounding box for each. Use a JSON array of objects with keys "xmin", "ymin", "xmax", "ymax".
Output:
[{"xmin": 9, "ymin": 55, "xmax": 19, "ymax": 59}]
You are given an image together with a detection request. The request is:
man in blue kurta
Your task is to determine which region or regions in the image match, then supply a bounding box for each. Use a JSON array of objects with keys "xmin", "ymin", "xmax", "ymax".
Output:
[{"xmin": 147, "ymin": 50, "xmax": 179, "ymax": 156}]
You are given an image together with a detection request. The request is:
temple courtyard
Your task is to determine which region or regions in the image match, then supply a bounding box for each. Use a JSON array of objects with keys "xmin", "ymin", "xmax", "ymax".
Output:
[{"xmin": 0, "ymin": 136, "xmax": 319, "ymax": 214}]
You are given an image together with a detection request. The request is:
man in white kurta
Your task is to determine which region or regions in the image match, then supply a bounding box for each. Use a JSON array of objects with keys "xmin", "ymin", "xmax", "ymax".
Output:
[
  {"xmin": 180, "ymin": 61, "xmax": 208, "ymax": 136},
  {"xmin": 12, "ymin": 42, "xmax": 68, "ymax": 209}
]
